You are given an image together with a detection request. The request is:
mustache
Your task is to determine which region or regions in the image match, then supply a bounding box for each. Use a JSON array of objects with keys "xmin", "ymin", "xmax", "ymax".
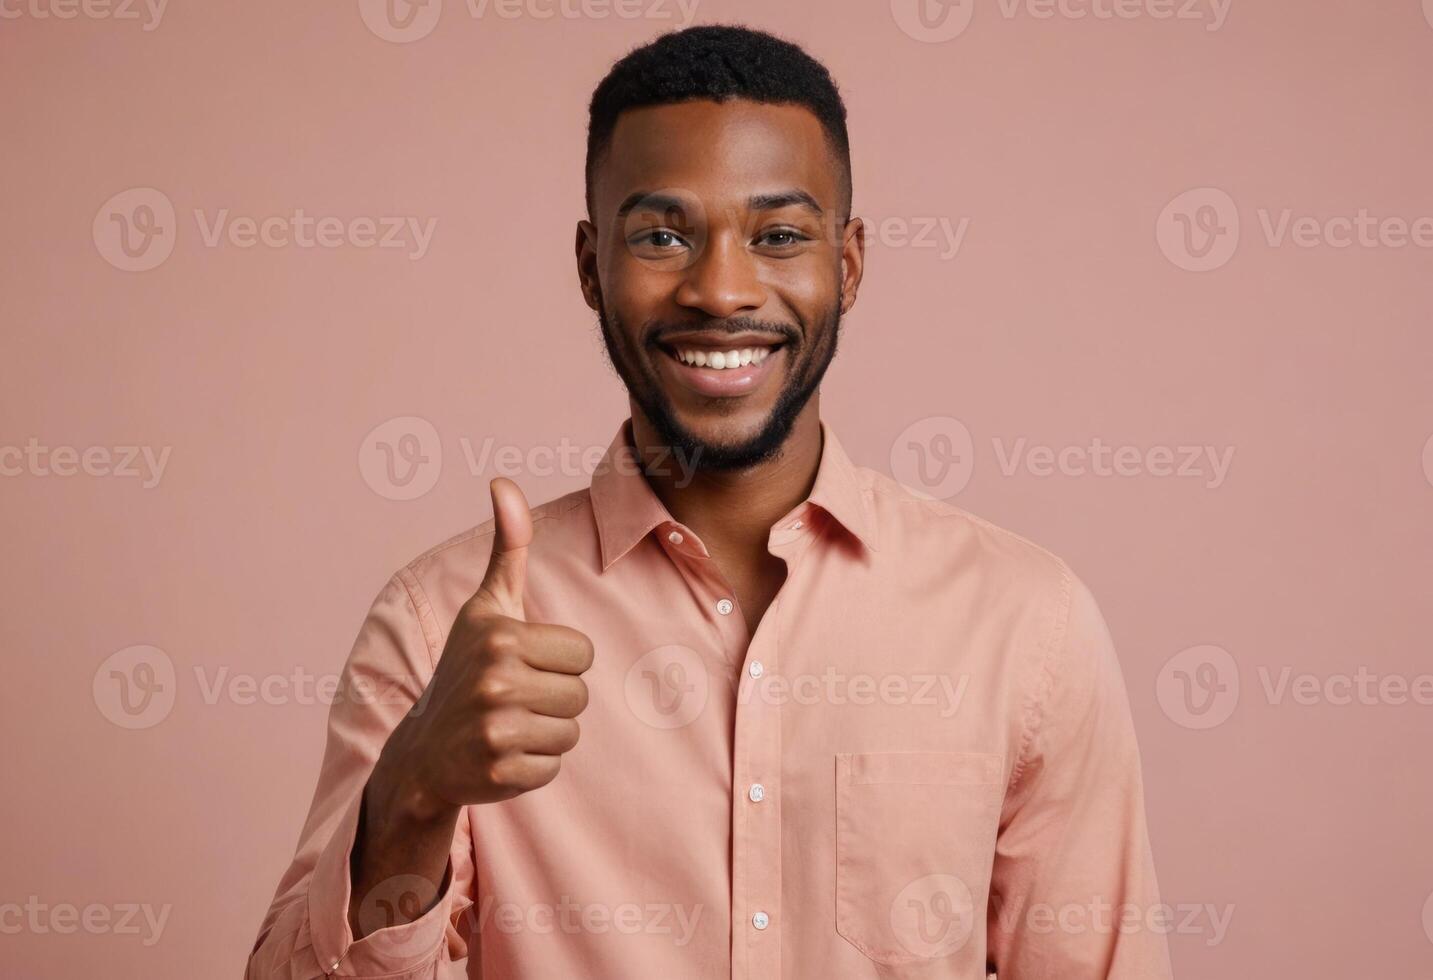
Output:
[{"xmin": 646, "ymin": 316, "xmax": 798, "ymax": 348}]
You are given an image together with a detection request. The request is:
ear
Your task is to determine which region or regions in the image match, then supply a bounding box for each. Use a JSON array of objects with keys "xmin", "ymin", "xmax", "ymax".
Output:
[
  {"xmin": 839, "ymin": 216, "xmax": 866, "ymax": 315},
  {"xmin": 575, "ymin": 219, "xmax": 603, "ymax": 312}
]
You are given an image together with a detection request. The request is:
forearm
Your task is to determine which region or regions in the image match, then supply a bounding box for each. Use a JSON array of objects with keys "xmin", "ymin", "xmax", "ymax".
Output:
[{"xmin": 347, "ymin": 749, "xmax": 463, "ymax": 940}]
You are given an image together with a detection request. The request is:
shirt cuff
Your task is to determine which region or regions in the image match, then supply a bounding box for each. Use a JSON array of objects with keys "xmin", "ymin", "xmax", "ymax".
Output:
[{"xmin": 307, "ymin": 791, "xmax": 468, "ymax": 977}]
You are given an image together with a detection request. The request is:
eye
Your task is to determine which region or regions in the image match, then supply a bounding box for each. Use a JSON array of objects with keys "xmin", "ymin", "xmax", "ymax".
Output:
[
  {"xmin": 630, "ymin": 228, "xmax": 689, "ymax": 250},
  {"xmin": 756, "ymin": 227, "xmax": 810, "ymax": 250}
]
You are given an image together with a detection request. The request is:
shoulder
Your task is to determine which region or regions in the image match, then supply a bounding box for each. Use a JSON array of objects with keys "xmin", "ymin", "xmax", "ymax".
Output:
[{"xmin": 857, "ymin": 465, "xmax": 1077, "ymax": 610}]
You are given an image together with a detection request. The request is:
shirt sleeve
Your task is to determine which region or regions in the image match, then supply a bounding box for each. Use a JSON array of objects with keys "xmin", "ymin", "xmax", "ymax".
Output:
[
  {"xmin": 987, "ymin": 568, "xmax": 1174, "ymax": 979},
  {"xmin": 245, "ymin": 570, "xmax": 477, "ymax": 979}
]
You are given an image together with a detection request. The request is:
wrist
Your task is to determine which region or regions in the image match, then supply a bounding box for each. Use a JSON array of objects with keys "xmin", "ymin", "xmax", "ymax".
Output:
[{"xmin": 368, "ymin": 743, "xmax": 458, "ymax": 832}]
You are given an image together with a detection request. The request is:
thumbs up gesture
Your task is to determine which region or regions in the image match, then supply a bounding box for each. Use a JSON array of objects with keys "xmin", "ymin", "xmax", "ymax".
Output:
[{"xmin": 378, "ymin": 478, "xmax": 595, "ymax": 811}]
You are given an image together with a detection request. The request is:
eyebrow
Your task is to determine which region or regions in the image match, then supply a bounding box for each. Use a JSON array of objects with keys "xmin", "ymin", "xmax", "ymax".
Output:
[{"xmin": 615, "ymin": 189, "xmax": 826, "ymax": 220}]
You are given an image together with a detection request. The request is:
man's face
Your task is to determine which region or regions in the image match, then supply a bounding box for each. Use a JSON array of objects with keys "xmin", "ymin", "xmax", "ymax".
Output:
[{"xmin": 578, "ymin": 99, "xmax": 864, "ymax": 470}]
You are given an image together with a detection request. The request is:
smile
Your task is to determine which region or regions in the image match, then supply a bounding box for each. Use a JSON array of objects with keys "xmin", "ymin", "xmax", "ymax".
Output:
[
  {"xmin": 670, "ymin": 346, "xmax": 774, "ymax": 369},
  {"xmin": 654, "ymin": 335, "xmax": 787, "ymax": 398}
]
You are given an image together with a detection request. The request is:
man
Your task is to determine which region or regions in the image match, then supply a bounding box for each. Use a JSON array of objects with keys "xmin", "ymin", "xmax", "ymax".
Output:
[{"xmin": 247, "ymin": 25, "xmax": 1174, "ymax": 980}]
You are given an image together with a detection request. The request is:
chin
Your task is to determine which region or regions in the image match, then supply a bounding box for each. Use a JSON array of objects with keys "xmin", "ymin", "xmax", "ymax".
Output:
[{"xmin": 670, "ymin": 410, "xmax": 771, "ymax": 449}]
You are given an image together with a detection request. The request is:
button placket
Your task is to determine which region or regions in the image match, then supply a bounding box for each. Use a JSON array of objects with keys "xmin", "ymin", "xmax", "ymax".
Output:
[{"xmin": 730, "ymin": 601, "xmax": 782, "ymax": 978}]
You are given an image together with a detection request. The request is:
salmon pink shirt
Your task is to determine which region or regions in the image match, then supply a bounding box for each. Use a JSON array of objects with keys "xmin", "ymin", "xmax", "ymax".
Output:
[{"xmin": 247, "ymin": 420, "xmax": 1173, "ymax": 979}]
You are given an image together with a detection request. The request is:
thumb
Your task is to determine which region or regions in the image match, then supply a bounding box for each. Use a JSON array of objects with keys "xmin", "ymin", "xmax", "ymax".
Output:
[{"xmin": 470, "ymin": 477, "xmax": 532, "ymax": 620}]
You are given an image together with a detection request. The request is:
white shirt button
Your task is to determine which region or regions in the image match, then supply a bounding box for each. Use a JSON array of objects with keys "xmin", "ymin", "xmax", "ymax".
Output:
[
  {"xmin": 667, "ymin": 530, "xmax": 683, "ymax": 545},
  {"xmin": 748, "ymin": 660, "xmax": 764, "ymax": 678},
  {"xmin": 752, "ymin": 911, "xmax": 769, "ymax": 930},
  {"xmin": 716, "ymin": 598, "xmax": 734, "ymax": 616},
  {"xmin": 791, "ymin": 520, "xmax": 803, "ymax": 530},
  {"xmin": 749, "ymin": 783, "xmax": 765, "ymax": 803}
]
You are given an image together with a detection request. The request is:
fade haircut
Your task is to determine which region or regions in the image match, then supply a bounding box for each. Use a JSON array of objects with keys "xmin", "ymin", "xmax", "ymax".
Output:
[{"xmin": 585, "ymin": 24, "xmax": 853, "ymax": 222}]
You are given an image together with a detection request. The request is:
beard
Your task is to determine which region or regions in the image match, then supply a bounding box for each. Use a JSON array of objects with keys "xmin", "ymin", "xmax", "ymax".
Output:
[{"xmin": 595, "ymin": 295, "xmax": 843, "ymax": 472}]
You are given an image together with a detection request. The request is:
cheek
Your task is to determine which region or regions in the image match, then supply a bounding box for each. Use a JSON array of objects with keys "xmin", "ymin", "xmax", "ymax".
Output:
[
  {"xmin": 769, "ymin": 256, "xmax": 840, "ymax": 318},
  {"xmin": 602, "ymin": 258, "xmax": 676, "ymax": 324}
]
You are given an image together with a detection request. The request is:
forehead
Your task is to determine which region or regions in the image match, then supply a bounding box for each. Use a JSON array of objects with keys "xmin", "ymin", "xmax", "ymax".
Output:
[{"xmin": 593, "ymin": 99, "xmax": 837, "ymax": 215}]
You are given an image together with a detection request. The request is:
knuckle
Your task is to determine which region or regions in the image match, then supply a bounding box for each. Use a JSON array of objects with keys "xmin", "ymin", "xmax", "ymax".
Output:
[
  {"xmin": 484, "ymin": 759, "xmax": 511, "ymax": 788},
  {"xmin": 481, "ymin": 623, "xmax": 523, "ymax": 659},
  {"xmin": 474, "ymin": 666, "xmax": 518, "ymax": 705},
  {"xmin": 477, "ymin": 713, "xmax": 513, "ymax": 752}
]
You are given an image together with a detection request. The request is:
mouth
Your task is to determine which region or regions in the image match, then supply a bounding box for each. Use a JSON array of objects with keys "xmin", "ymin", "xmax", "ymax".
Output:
[{"xmin": 652, "ymin": 333, "xmax": 788, "ymax": 399}]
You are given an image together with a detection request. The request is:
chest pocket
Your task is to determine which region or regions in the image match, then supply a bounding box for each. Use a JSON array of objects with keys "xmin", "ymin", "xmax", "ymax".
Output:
[{"xmin": 835, "ymin": 751, "xmax": 1005, "ymax": 972}]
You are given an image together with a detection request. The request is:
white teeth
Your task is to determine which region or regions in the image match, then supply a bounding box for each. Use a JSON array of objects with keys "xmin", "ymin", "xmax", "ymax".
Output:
[{"xmin": 674, "ymin": 347, "xmax": 775, "ymax": 369}]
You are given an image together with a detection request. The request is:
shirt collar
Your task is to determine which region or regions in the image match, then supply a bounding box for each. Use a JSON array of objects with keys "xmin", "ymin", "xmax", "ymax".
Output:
[{"xmin": 589, "ymin": 418, "xmax": 878, "ymax": 571}]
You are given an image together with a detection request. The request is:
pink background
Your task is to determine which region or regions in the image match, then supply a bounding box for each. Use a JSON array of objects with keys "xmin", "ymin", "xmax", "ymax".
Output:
[{"xmin": 3, "ymin": 1, "xmax": 1433, "ymax": 976}]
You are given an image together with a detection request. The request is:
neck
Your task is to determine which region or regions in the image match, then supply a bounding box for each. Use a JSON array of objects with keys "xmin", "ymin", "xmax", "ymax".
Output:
[{"xmin": 629, "ymin": 400, "xmax": 824, "ymax": 555}]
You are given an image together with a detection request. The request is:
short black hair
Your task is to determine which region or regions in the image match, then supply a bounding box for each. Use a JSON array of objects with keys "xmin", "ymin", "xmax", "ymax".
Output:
[{"xmin": 585, "ymin": 24, "xmax": 852, "ymax": 222}]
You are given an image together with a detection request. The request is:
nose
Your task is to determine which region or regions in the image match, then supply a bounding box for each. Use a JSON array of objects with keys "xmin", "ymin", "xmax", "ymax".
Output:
[{"xmin": 673, "ymin": 231, "xmax": 767, "ymax": 319}]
